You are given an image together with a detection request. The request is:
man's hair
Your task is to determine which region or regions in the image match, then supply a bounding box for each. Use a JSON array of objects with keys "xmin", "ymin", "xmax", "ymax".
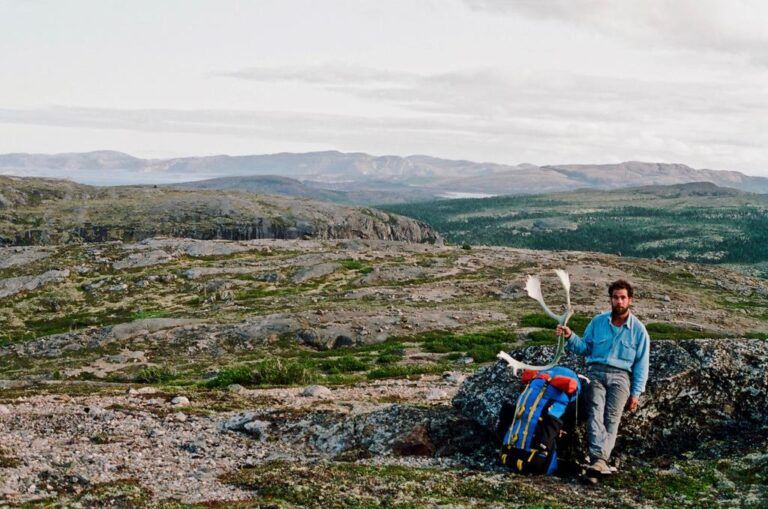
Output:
[{"xmin": 608, "ymin": 279, "xmax": 634, "ymax": 298}]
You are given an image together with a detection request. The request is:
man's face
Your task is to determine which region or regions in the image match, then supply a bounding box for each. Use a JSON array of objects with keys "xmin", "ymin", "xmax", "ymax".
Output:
[{"xmin": 611, "ymin": 289, "xmax": 632, "ymax": 316}]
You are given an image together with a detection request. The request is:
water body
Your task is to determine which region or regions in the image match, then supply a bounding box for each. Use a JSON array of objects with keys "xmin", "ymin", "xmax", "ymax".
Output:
[{"xmin": 439, "ymin": 191, "xmax": 497, "ymax": 199}]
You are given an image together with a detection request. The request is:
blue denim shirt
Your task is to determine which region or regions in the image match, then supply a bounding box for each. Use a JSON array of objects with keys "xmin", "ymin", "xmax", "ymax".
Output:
[{"xmin": 566, "ymin": 311, "xmax": 650, "ymax": 396}]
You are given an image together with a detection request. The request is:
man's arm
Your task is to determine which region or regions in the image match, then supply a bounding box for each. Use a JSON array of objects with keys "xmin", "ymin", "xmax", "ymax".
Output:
[
  {"xmin": 560, "ymin": 320, "xmax": 594, "ymax": 356},
  {"xmin": 627, "ymin": 328, "xmax": 650, "ymax": 411}
]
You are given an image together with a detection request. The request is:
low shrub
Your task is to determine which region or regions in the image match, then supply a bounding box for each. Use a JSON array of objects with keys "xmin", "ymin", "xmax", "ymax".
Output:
[
  {"xmin": 206, "ymin": 358, "xmax": 316, "ymax": 387},
  {"xmin": 318, "ymin": 355, "xmax": 369, "ymax": 374},
  {"xmin": 134, "ymin": 365, "xmax": 176, "ymax": 383}
]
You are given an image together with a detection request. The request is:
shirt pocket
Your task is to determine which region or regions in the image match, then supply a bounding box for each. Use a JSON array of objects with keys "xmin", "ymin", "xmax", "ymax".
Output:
[{"xmin": 615, "ymin": 337, "xmax": 637, "ymax": 362}]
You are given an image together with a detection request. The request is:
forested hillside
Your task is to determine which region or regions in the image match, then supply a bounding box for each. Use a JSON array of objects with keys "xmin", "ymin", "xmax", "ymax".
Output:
[{"xmin": 382, "ymin": 182, "xmax": 768, "ymax": 276}]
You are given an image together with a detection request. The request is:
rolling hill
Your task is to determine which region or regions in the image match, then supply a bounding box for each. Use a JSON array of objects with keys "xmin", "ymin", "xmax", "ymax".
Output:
[{"xmin": 2, "ymin": 150, "xmax": 767, "ymax": 200}]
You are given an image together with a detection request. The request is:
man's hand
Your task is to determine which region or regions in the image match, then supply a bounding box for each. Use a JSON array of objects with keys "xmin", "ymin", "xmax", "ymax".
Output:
[
  {"xmin": 626, "ymin": 395, "xmax": 640, "ymax": 412},
  {"xmin": 555, "ymin": 324, "xmax": 572, "ymax": 339}
]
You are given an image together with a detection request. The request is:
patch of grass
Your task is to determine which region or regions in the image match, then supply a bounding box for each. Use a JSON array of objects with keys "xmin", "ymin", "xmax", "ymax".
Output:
[
  {"xmin": 223, "ymin": 460, "xmax": 563, "ymax": 508},
  {"xmin": 520, "ymin": 312, "xmax": 591, "ymax": 334},
  {"xmin": 340, "ymin": 259, "xmax": 373, "ymax": 274},
  {"xmin": 134, "ymin": 365, "xmax": 177, "ymax": 383},
  {"xmin": 645, "ymin": 322, "xmax": 725, "ymax": 340},
  {"xmin": 130, "ymin": 309, "xmax": 171, "ymax": 320},
  {"xmin": 366, "ymin": 363, "xmax": 445, "ymax": 380},
  {"xmin": 317, "ymin": 355, "xmax": 369, "ymax": 374},
  {"xmin": 376, "ymin": 352, "xmax": 403, "ymax": 365},
  {"xmin": 206, "ymin": 358, "xmax": 316, "ymax": 388},
  {"xmin": 0, "ymin": 447, "xmax": 20, "ymax": 468},
  {"xmin": 341, "ymin": 259, "xmax": 365, "ymax": 270},
  {"xmin": 20, "ymin": 309, "xmax": 131, "ymax": 340},
  {"xmin": 21, "ymin": 479, "xmax": 161, "ymax": 508},
  {"xmin": 526, "ymin": 329, "xmax": 558, "ymax": 345},
  {"xmin": 412, "ymin": 329, "xmax": 516, "ymax": 353},
  {"xmin": 604, "ymin": 463, "xmax": 721, "ymax": 507},
  {"xmin": 402, "ymin": 329, "xmax": 517, "ymax": 363}
]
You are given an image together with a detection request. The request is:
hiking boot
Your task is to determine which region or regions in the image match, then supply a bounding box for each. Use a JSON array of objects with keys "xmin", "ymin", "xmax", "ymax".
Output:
[{"xmin": 587, "ymin": 458, "xmax": 611, "ymax": 476}]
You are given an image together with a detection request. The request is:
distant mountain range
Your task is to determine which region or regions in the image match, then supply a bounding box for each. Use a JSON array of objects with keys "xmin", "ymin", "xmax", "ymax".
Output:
[{"xmin": 1, "ymin": 150, "xmax": 766, "ymax": 203}]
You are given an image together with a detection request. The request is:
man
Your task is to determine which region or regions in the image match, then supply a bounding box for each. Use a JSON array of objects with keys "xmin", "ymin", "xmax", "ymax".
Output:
[{"xmin": 556, "ymin": 279, "xmax": 650, "ymax": 477}]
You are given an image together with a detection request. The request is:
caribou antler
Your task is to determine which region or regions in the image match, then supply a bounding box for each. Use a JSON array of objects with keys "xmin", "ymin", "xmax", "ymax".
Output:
[{"xmin": 497, "ymin": 270, "xmax": 573, "ymax": 375}]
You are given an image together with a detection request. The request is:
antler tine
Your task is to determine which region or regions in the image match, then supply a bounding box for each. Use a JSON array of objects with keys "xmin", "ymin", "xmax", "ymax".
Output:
[
  {"xmin": 503, "ymin": 269, "xmax": 574, "ymax": 375},
  {"xmin": 554, "ymin": 269, "xmax": 571, "ymax": 310}
]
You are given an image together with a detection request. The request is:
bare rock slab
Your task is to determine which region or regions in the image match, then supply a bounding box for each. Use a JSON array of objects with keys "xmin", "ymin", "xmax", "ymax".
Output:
[{"xmin": 452, "ymin": 338, "xmax": 768, "ymax": 457}]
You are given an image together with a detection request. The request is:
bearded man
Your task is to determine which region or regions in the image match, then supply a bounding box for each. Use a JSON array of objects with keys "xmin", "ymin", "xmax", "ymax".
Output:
[{"xmin": 556, "ymin": 279, "xmax": 650, "ymax": 477}]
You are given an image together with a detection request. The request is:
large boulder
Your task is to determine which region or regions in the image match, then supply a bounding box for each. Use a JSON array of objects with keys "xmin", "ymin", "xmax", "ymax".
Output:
[{"xmin": 453, "ymin": 339, "xmax": 768, "ymax": 458}]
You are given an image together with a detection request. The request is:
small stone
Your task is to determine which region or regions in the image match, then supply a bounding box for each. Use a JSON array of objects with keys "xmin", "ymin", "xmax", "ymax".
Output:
[
  {"xmin": 0, "ymin": 404, "xmax": 10, "ymax": 415},
  {"xmin": 301, "ymin": 385, "xmax": 333, "ymax": 398},
  {"xmin": 243, "ymin": 419, "xmax": 270, "ymax": 440},
  {"xmin": 455, "ymin": 356, "xmax": 474, "ymax": 365},
  {"xmin": 426, "ymin": 388, "xmax": 448, "ymax": 401},
  {"xmin": 136, "ymin": 387, "xmax": 158, "ymax": 395},
  {"xmin": 441, "ymin": 372, "xmax": 466, "ymax": 385},
  {"xmin": 171, "ymin": 396, "xmax": 190, "ymax": 406},
  {"xmin": 219, "ymin": 412, "xmax": 257, "ymax": 431},
  {"xmin": 180, "ymin": 441, "xmax": 205, "ymax": 454},
  {"xmin": 172, "ymin": 412, "xmax": 188, "ymax": 422},
  {"xmin": 227, "ymin": 384, "xmax": 247, "ymax": 394},
  {"xmin": 333, "ymin": 335, "xmax": 355, "ymax": 349}
]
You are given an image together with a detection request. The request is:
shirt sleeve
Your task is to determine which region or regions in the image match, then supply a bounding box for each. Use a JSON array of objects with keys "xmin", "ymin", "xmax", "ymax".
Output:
[
  {"xmin": 630, "ymin": 328, "xmax": 650, "ymax": 397},
  {"xmin": 566, "ymin": 318, "xmax": 594, "ymax": 356}
]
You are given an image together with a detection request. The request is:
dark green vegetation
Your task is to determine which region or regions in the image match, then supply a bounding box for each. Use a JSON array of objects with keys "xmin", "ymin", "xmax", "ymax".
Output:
[
  {"xmin": 383, "ymin": 182, "xmax": 768, "ymax": 276},
  {"xmin": 404, "ymin": 328, "xmax": 518, "ymax": 362}
]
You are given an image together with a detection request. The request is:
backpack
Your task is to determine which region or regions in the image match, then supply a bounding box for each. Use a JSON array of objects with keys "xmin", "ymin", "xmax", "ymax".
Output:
[{"xmin": 498, "ymin": 366, "xmax": 581, "ymax": 475}]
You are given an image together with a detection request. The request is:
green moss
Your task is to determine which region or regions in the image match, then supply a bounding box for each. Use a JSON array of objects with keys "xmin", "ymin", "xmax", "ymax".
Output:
[
  {"xmin": 604, "ymin": 463, "xmax": 721, "ymax": 507},
  {"xmin": 223, "ymin": 460, "xmax": 565, "ymax": 508}
]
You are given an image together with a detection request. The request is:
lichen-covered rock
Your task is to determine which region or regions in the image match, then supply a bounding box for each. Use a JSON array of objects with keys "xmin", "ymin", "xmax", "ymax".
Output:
[
  {"xmin": 452, "ymin": 339, "xmax": 768, "ymax": 457},
  {"xmin": 0, "ymin": 269, "xmax": 70, "ymax": 298},
  {"xmin": 112, "ymin": 249, "xmax": 174, "ymax": 270}
]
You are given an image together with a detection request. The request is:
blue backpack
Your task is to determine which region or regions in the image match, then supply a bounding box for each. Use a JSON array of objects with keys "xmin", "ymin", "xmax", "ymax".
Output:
[{"xmin": 499, "ymin": 366, "xmax": 581, "ymax": 475}]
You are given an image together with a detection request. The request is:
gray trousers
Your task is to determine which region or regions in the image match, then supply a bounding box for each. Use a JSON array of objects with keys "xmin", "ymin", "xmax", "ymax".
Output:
[{"xmin": 586, "ymin": 364, "xmax": 631, "ymax": 462}]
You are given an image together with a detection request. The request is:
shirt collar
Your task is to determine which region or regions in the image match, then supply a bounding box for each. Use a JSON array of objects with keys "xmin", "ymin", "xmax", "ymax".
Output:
[{"xmin": 607, "ymin": 311, "xmax": 634, "ymax": 330}]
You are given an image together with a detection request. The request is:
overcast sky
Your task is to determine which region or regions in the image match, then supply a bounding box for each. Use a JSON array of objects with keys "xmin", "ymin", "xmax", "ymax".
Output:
[{"xmin": 1, "ymin": 0, "xmax": 767, "ymax": 175}]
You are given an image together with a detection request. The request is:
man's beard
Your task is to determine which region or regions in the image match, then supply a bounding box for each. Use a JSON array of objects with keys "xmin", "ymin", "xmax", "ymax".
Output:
[{"xmin": 612, "ymin": 304, "xmax": 629, "ymax": 317}]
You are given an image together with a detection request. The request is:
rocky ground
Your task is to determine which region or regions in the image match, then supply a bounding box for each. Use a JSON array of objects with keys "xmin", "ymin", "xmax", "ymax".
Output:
[{"xmin": 1, "ymin": 237, "xmax": 767, "ymax": 507}]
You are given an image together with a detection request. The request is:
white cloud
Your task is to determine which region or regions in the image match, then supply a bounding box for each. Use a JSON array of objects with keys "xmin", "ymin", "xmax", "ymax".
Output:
[
  {"xmin": 463, "ymin": 0, "xmax": 768, "ymax": 64},
  {"xmin": 214, "ymin": 64, "xmax": 420, "ymax": 86}
]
